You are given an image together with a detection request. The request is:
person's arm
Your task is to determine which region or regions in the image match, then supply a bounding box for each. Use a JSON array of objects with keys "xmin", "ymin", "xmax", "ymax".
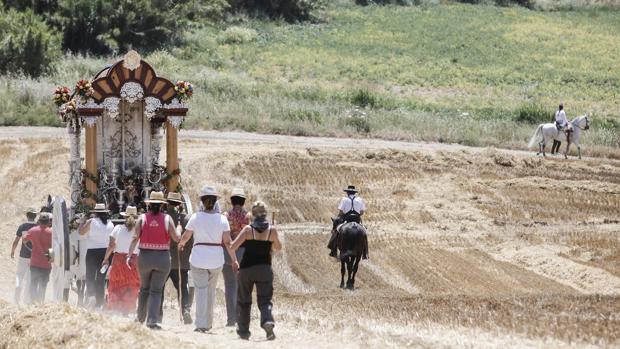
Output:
[
  {"xmin": 11, "ymin": 235, "xmax": 20, "ymax": 259},
  {"xmin": 102, "ymin": 236, "xmax": 116, "ymax": 267},
  {"xmin": 178, "ymin": 229, "xmax": 194, "ymax": 251},
  {"xmin": 166, "ymin": 215, "xmax": 180, "ymax": 243},
  {"xmin": 126, "ymin": 216, "xmax": 142, "ymax": 259},
  {"xmin": 230, "ymin": 226, "xmax": 248, "ymax": 251},
  {"xmin": 78, "ymin": 219, "xmax": 92, "ymax": 236},
  {"xmin": 270, "ymin": 228, "xmax": 282, "ymax": 252},
  {"xmin": 337, "ymin": 198, "xmax": 346, "ymax": 216},
  {"xmin": 222, "ymin": 230, "xmax": 238, "ymax": 272}
]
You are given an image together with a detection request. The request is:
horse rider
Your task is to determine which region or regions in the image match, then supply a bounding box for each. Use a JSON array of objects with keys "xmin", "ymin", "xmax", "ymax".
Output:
[
  {"xmin": 553, "ymin": 103, "xmax": 571, "ymax": 153},
  {"xmin": 328, "ymin": 185, "xmax": 366, "ymax": 258}
]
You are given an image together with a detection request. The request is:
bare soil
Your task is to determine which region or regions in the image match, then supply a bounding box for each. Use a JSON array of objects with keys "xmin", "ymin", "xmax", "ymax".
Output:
[{"xmin": 0, "ymin": 127, "xmax": 618, "ymax": 348}]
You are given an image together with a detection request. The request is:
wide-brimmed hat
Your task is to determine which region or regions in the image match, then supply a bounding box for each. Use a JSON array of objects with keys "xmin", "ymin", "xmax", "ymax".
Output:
[
  {"xmin": 26, "ymin": 207, "xmax": 38, "ymax": 214},
  {"xmin": 230, "ymin": 188, "xmax": 246, "ymax": 199},
  {"xmin": 200, "ymin": 185, "xmax": 219, "ymax": 198},
  {"xmin": 167, "ymin": 192, "xmax": 184, "ymax": 203},
  {"xmin": 90, "ymin": 203, "xmax": 109, "ymax": 213},
  {"xmin": 144, "ymin": 191, "xmax": 167, "ymax": 204},
  {"xmin": 344, "ymin": 185, "xmax": 358, "ymax": 193},
  {"xmin": 120, "ymin": 206, "xmax": 138, "ymax": 217},
  {"xmin": 38, "ymin": 212, "xmax": 52, "ymax": 223}
]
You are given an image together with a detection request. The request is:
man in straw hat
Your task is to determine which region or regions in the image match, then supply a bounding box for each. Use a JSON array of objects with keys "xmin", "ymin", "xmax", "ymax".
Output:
[
  {"xmin": 79, "ymin": 203, "xmax": 114, "ymax": 308},
  {"xmin": 127, "ymin": 191, "xmax": 179, "ymax": 330},
  {"xmin": 22, "ymin": 212, "xmax": 53, "ymax": 303},
  {"xmin": 222, "ymin": 187, "xmax": 250, "ymax": 327},
  {"xmin": 159, "ymin": 192, "xmax": 193, "ymax": 324},
  {"xmin": 11, "ymin": 207, "xmax": 38, "ymax": 304}
]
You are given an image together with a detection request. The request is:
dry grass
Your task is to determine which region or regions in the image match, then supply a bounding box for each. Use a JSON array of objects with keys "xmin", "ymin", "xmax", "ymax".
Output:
[{"xmin": 1, "ymin": 131, "xmax": 620, "ymax": 348}]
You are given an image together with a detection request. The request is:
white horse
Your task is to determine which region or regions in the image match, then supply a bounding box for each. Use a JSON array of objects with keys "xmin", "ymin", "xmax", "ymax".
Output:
[{"xmin": 528, "ymin": 114, "xmax": 590, "ymax": 159}]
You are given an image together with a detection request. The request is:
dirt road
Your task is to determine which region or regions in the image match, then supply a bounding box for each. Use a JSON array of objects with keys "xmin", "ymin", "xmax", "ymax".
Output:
[{"xmin": 0, "ymin": 127, "xmax": 618, "ymax": 348}]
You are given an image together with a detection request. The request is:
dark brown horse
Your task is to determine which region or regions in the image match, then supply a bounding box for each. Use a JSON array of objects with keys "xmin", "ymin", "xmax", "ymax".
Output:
[{"xmin": 331, "ymin": 218, "xmax": 368, "ymax": 290}]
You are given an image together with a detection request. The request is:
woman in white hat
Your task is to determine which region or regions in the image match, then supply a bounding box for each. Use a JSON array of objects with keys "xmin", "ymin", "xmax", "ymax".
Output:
[
  {"xmin": 102, "ymin": 206, "xmax": 141, "ymax": 314},
  {"xmin": 222, "ymin": 187, "xmax": 250, "ymax": 327},
  {"xmin": 79, "ymin": 203, "xmax": 115, "ymax": 308},
  {"xmin": 127, "ymin": 191, "xmax": 179, "ymax": 329},
  {"xmin": 178, "ymin": 185, "xmax": 237, "ymax": 333}
]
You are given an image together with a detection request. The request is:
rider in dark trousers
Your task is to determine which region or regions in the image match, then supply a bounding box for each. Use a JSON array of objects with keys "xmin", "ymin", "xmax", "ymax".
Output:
[
  {"xmin": 552, "ymin": 103, "xmax": 568, "ymax": 154},
  {"xmin": 328, "ymin": 185, "xmax": 366, "ymax": 258}
]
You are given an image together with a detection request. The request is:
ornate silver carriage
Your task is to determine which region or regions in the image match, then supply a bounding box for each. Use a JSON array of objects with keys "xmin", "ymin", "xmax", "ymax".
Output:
[{"xmin": 49, "ymin": 51, "xmax": 193, "ymax": 301}]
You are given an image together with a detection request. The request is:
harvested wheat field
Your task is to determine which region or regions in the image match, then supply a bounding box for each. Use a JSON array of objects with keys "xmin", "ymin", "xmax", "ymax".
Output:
[{"xmin": 0, "ymin": 127, "xmax": 619, "ymax": 349}]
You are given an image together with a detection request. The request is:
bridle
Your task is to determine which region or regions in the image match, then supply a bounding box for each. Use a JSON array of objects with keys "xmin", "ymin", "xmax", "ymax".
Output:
[{"xmin": 572, "ymin": 116, "xmax": 589, "ymax": 130}]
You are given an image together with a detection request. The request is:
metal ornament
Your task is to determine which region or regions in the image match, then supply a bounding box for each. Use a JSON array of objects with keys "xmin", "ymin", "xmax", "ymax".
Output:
[
  {"xmin": 122, "ymin": 50, "xmax": 142, "ymax": 71},
  {"xmin": 102, "ymin": 97, "xmax": 120, "ymax": 120},
  {"xmin": 164, "ymin": 98, "xmax": 186, "ymax": 109},
  {"xmin": 120, "ymin": 82, "xmax": 144, "ymax": 104},
  {"xmin": 145, "ymin": 97, "xmax": 162, "ymax": 120},
  {"xmin": 168, "ymin": 116, "xmax": 184, "ymax": 129},
  {"xmin": 84, "ymin": 116, "xmax": 98, "ymax": 128},
  {"xmin": 77, "ymin": 98, "xmax": 100, "ymax": 109}
]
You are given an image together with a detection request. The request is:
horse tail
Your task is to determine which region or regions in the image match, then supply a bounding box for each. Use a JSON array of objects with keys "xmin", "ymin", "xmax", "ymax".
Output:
[{"xmin": 528, "ymin": 124, "xmax": 543, "ymax": 149}]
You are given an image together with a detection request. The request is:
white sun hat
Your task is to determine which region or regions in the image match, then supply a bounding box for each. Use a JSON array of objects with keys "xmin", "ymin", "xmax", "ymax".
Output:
[{"xmin": 200, "ymin": 185, "xmax": 219, "ymax": 198}]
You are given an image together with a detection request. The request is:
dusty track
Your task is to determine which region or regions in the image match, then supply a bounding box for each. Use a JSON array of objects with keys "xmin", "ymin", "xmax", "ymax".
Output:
[{"xmin": 0, "ymin": 127, "xmax": 619, "ymax": 348}]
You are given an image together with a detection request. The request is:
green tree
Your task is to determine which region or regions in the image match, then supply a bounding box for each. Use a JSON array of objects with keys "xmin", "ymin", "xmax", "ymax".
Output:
[
  {"xmin": 54, "ymin": 0, "xmax": 187, "ymax": 55},
  {"xmin": 0, "ymin": 8, "xmax": 60, "ymax": 77}
]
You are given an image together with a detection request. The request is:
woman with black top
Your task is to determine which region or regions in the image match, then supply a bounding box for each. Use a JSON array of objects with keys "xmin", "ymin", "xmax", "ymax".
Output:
[{"xmin": 230, "ymin": 201, "xmax": 282, "ymax": 341}]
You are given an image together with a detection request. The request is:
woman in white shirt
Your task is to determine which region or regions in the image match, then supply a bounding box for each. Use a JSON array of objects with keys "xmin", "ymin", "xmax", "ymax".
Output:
[
  {"xmin": 78, "ymin": 203, "xmax": 115, "ymax": 308},
  {"xmin": 102, "ymin": 206, "xmax": 140, "ymax": 314},
  {"xmin": 178, "ymin": 185, "xmax": 237, "ymax": 333}
]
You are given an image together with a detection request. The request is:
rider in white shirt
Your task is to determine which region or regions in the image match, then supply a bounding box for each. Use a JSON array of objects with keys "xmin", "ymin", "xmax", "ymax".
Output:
[
  {"xmin": 328, "ymin": 186, "xmax": 365, "ymax": 258},
  {"xmin": 553, "ymin": 103, "xmax": 571, "ymax": 154},
  {"xmin": 555, "ymin": 104, "xmax": 568, "ymax": 130}
]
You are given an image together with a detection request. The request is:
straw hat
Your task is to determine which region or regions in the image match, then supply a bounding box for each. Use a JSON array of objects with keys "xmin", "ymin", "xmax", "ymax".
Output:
[
  {"xmin": 26, "ymin": 207, "xmax": 38, "ymax": 214},
  {"xmin": 120, "ymin": 206, "xmax": 138, "ymax": 217},
  {"xmin": 230, "ymin": 188, "xmax": 246, "ymax": 199},
  {"xmin": 167, "ymin": 192, "xmax": 184, "ymax": 203},
  {"xmin": 144, "ymin": 191, "xmax": 167, "ymax": 204},
  {"xmin": 90, "ymin": 203, "xmax": 109, "ymax": 213},
  {"xmin": 343, "ymin": 185, "xmax": 358, "ymax": 193},
  {"xmin": 200, "ymin": 185, "xmax": 219, "ymax": 198}
]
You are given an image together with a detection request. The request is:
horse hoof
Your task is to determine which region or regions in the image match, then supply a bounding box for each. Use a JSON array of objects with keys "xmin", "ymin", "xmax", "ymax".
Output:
[{"xmin": 339, "ymin": 283, "xmax": 345, "ymax": 289}]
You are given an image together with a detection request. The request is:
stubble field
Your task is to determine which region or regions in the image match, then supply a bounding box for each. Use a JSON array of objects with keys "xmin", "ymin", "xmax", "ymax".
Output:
[{"xmin": 0, "ymin": 127, "xmax": 619, "ymax": 348}]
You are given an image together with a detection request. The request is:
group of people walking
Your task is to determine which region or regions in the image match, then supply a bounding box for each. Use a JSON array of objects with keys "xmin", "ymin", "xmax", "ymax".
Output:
[
  {"xmin": 11, "ymin": 208, "xmax": 53, "ymax": 304},
  {"xmin": 11, "ymin": 183, "xmax": 364, "ymax": 341},
  {"xmin": 56, "ymin": 185, "xmax": 279, "ymax": 340}
]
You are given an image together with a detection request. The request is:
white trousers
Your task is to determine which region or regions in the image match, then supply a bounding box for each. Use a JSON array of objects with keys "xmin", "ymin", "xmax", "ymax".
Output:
[
  {"xmin": 15, "ymin": 256, "xmax": 31, "ymax": 304},
  {"xmin": 191, "ymin": 266, "xmax": 222, "ymax": 329}
]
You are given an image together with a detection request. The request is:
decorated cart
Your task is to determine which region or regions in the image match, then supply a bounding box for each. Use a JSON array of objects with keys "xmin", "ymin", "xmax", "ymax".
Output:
[{"xmin": 49, "ymin": 51, "xmax": 194, "ymax": 302}]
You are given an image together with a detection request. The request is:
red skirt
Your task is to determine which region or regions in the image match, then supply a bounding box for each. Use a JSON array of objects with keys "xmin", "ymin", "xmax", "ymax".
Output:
[{"xmin": 107, "ymin": 253, "xmax": 140, "ymax": 313}]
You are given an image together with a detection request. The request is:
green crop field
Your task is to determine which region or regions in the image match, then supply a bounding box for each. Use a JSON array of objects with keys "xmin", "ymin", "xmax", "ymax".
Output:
[{"xmin": 2, "ymin": 1, "xmax": 619, "ymax": 154}]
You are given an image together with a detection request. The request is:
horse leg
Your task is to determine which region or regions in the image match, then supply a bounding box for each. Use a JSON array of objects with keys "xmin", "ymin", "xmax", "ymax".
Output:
[
  {"xmin": 340, "ymin": 260, "xmax": 345, "ymax": 288},
  {"xmin": 350, "ymin": 256, "xmax": 362, "ymax": 290},
  {"xmin": 578, "ymin": 145, "xmax": 581, "ymax": 160},
  {"xmin": 565, "ymin": 142, "xmax": 570, "ymax": 159},
  {"xmin": 346, "ymin": 258, "xmax": 354, "ymax": 290}
]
